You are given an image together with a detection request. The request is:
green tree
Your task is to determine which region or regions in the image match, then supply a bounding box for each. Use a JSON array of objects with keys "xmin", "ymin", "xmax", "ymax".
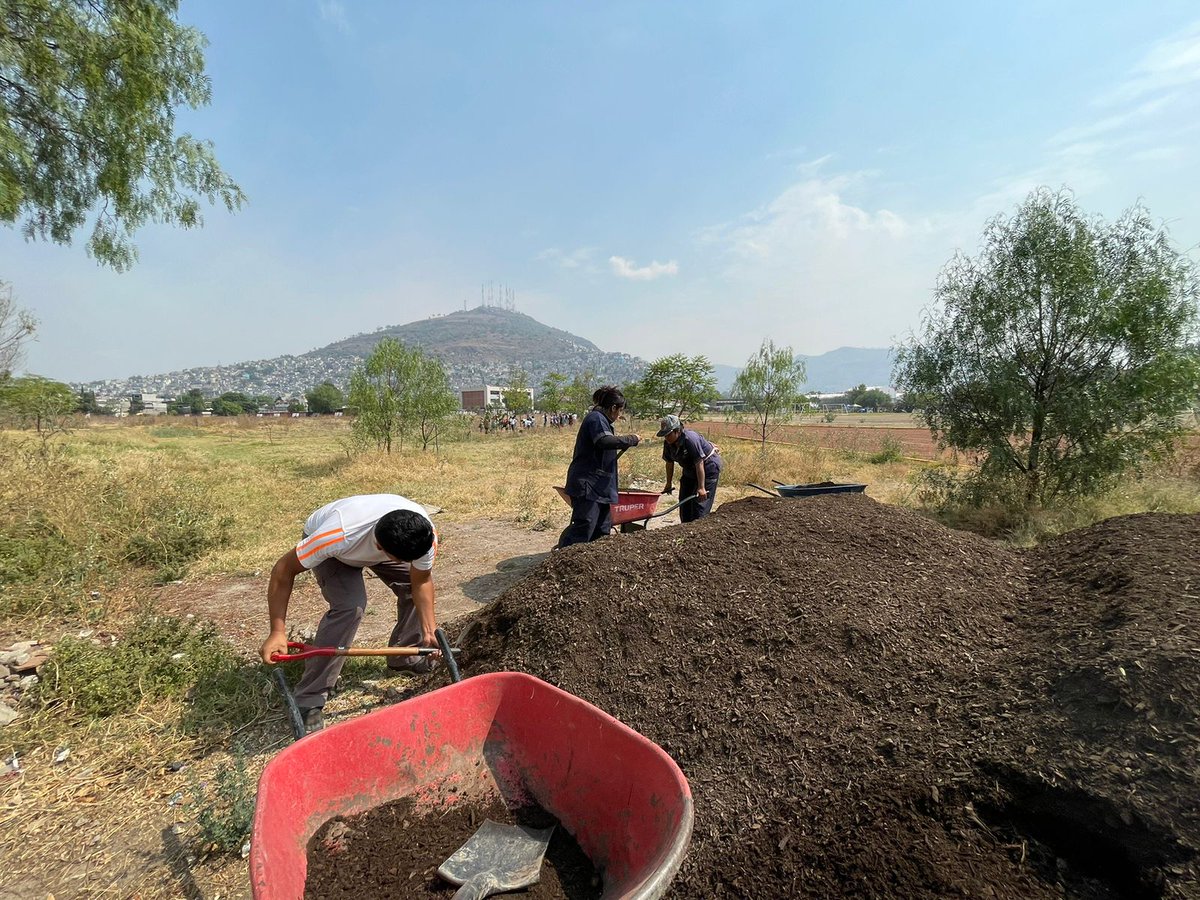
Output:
[
  {"xmin": 408, "ymin": 354, "xmax": 458, "ymax": 450},
  {"xmin": 168, "ymin": 388, "xmax": 206, "ymax": 415},
  {"xmin": 287, "ymin": 398, "xmax": 306, "ymax": 414},
  {"xmin": 894, "ymin": 188, "xmax": 1200, "ymax": 506},
  {"xmin": 211, "ymin": 392, "xmax": 256, "ymax": 415},
  {"xmin": 733, "ymin": 339, "xmax": 807, "ymax": 446},
  {"xmin": 502, "ymin": 368, "xmax": 532, "ymax": 413},
  {"xmin": 348, "ymin": 338, "xmax": 456, "ymax": 452},
  {"xmin": 75, "ymin": 388, "xmax": 103, "ymax": 414},
  {"xmin": 537, "ymin": 371, "xmax": 568, "ymax": 413},
  {"xmin": 633, "ymin": 354, "xmax": 719, "ymax": 420},
  {"xmin": 0, "ymin": 282, "xmax": 36, "ymax": 377},
  {"xmin": 565, "ymin": 371, "xmax": 596, "ymax": 414},
  {"xmin": 1, "ymin": 0, "xmax": 245, "ymax": 269},
  {"xmin": 128, "ymin": 395, "xmax": 145, "ymax": 415},
  {"xmin": 0, "ymin": 374, "xmax": 75, "ymax": 437},
  {"xmin": 306, "ymin": 382, "xmax": 344, "ymax": 414}
]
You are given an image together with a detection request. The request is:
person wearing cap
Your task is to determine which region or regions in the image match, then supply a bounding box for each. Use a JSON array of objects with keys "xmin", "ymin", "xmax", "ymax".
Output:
[
  {"xmin": 658, "ymin": 414, "xmax": 722, "ymax": 522},
  {"xmin": 259, "ymin": 494, "xmax": 440, "ymax": 733},
  {"xmin": 556, "ymin": 385, "xmax": 641, "ymax": 548}
]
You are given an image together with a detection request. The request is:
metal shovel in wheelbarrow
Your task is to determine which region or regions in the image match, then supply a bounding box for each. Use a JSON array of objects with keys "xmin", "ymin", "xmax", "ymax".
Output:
[{"xmin": 438, "ymin": 819, "xmax": 556, "ymax": 900}]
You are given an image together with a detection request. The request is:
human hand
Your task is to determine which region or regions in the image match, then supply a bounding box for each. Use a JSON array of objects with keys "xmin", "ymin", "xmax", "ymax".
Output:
[
  {"xmin": 261, "ymin": 633, "xmax": 288, "ymax": 665},
  {"xmin": 663, "ymin": 485, "xmax": 674, "ymax": 495},
  {"xmin": 421, "ymin": 631, "xmax": 443, "ymax": 658},
  {"xmin": 698, "ymin": 487, "xmax": 708, "ymax": 500}
]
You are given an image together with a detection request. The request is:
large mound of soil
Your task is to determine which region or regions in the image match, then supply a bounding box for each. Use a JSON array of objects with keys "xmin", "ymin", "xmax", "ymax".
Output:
[{"xmin": 452, "ymin": 495, "xmax": 1199, "ymax": 898}]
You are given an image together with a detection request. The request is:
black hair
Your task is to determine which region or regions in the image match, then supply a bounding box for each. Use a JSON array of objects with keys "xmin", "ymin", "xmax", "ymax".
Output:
[
  {"xmin": 592, "ymin": 385, "xmax": 626, "ymax": 410},
  {"xmin": 374, "ymin": 510, "xmax": 435, "ymax": 561}
]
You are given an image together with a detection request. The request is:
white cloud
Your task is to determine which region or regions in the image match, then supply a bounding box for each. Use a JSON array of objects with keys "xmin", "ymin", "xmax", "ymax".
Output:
[
  {"xmin": 318, "ymin": 0, "xmax": 350, "ymax": 34},
  {"xmin": 609, "ymin": 255, "xmax": 679, "ymax": 280},
  {"xmin": 1102, "ymin": 20, "xmax": 1200, "ymax": 105},
  {"xmin": 678, "ymin": 169, "xmax": 949, "ymax": 363}
]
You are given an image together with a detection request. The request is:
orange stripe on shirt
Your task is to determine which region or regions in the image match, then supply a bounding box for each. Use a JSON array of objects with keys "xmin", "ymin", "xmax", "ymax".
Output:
[
  {"xmin": 297, "ymin": 527, "xmax": 343, "ymax": 552},
  {"xmin": 297, "ymin": 535, "xmax": 344, "ymax": 562}
]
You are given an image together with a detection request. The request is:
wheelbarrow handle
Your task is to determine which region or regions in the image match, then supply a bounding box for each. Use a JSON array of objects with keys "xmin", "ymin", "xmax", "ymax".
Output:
[
  {"xmin": 649, "ymin": 494, "xmax": 699, "ymax": 519},
  {"xmin": 745, "ymin": 482, "xmax": 778, "ymax": 497},
  {"xmin": 270, "ymin": 641, "xmax": 461, "ymax": 663}
]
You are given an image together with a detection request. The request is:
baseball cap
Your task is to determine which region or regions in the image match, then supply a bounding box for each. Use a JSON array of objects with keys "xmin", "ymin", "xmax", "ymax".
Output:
[{"xmin": 656, "ymin": 414, "xmax": 683, "ymax": 437}]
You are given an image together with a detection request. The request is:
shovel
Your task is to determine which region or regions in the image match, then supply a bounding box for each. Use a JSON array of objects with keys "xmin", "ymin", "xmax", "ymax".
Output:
[{"xmin": 437, "ymin": 819, "xmax": 555, "ymax": 900}]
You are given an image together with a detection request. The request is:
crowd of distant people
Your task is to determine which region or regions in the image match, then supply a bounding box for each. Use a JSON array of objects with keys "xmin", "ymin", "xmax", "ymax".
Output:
[{"xmin": 477, "ymin": 411, "xmax": 578, "ymax": 433}]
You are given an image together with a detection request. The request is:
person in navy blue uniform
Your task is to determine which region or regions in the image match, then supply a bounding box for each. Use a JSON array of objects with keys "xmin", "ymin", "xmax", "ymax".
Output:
[
  {"xmin": 658, "ymin": 414, "xmax": 722, "ymax": 522},
  {"xmin": 556, "ymin": 386, "xmax": 641, "ymax": 548}
]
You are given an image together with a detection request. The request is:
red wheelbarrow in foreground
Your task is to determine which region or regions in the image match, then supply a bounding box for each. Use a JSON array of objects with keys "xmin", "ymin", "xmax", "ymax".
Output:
[
  {"xmin": 249, "ymin": 671, "xmax": 694, "ymax": 899},
  {"xmin": 554, "ymin": 487, "xmax": 697, "ymax": 532}
]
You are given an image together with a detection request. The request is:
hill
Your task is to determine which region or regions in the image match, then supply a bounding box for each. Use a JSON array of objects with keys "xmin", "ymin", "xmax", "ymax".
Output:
[
  {"xmin": 77, "ymin": 306, "xmax": 647, "ymax": 399},
  {"xmin": 76, "ymin": 307, "xmax": 895, "ymax": 402}
]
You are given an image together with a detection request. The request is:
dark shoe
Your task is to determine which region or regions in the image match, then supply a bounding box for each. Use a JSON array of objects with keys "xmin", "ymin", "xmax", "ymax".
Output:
[{"xmin": 300, "ymin": 706, "xmax": 325, "ymax": 734}]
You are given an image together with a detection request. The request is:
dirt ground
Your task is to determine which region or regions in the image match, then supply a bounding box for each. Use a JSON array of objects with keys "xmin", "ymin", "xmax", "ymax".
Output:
[
  {"xmin": 140, "ymin": 496, "xmax": 1200, "ymax": 898},
  {"xmin": 449, "ymin": 494, "xmax": 1199, "ymax": 899}
]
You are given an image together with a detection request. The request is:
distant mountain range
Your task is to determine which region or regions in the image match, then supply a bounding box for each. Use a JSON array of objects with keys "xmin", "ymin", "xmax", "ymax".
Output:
[
  {"xmin": 713, "ymin": 346, "xmax": 895, "ymax": 394},
  {"xmin": 78, "ymin": 306, "xmax": 895, "ymax": 399}
]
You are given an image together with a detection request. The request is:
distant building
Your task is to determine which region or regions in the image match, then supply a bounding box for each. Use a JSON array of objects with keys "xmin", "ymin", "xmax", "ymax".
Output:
[
  {"xmin": 131, "ymin": 393, "xmax": 169, "ymax": 416},
  {"xmin": 461, "ymin": 384, "xmax": 534, "ymax": 410}
]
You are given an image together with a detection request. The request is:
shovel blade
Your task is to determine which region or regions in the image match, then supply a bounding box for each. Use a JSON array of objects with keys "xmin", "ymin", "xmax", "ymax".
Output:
[{"xmin": 438, "ymin": 819, "xmax": 554, "ymax": 896}]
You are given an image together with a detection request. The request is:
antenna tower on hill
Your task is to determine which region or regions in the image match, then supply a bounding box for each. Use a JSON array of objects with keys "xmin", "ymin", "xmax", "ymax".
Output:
[{"xmin": 480, "ymin": 281, "xmax": 516, "ymax": 311}]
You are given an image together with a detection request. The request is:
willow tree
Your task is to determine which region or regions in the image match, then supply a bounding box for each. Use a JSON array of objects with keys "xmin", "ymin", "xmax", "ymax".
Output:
[
  {"xmin": 733, "ymin": 339, "xmax": 807, "ymax": 446},
  {"xmin": 895, "ymin": 188, "xmax": 1200, "ymax": 506},
  {"xmin": 2, "ymin": 0, "xmax": 244, "ymax": 269},
  {"xmin": 349, "ymin": 339, "xmax": 457, "ymax": 452}
]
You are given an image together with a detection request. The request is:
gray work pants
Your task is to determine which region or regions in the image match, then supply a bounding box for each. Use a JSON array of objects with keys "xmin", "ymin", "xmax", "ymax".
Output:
[{"xmin": 292, "ymin": 556, "xmax": 431, "ymax": 710}]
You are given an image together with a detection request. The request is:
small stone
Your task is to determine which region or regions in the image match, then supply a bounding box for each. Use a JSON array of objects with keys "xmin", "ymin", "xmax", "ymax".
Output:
[
  {"xmin": 0, "ymin": 703, "xmax": 18, "ymax": 727},
  {"xmin": 19, "ymin": 675, "xmax": 38, "ymax": 689},
  {"xmin": 0, "ymin": 665, "xmax": 8, "ymax": 679}
]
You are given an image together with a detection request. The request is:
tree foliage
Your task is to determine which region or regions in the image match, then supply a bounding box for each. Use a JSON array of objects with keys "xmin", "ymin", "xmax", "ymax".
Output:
[
  {"xmin": 0, "ymin": 373, "xmax": 74, "ymax": 435},
  {"xmin": 348, "ymin": 338, "xmax": 457, "ymax": 452},
  {"xmin": 0, "ymin": 282, "xmax": 36, "ymax": 377},
  {"xmin": 894, "ymin": 188, "xmax": 1200, "ymax": 506},
  {"xmin": 565, "ymin": 370, "xmax": 596, "ymax": 414},
  {"xmin": 537, "ymin": 371, "xmax": 568, "ymax": 413},
  {"xmin": 733, "ymin": 339, "xmax": 807, "ymax": 446},
  {"xmin": 631, "ymin": 353, "xmax": 719, "ymax": 420},
  {"xmin": 168, "ymin": 387, "xmax": 205, "ymax": 415},
  {"xmin": 1, "ymin": 0, "xmax": 245, "ymax": 269},
  {"xmin": 305, "ymin": 382, "xmax": 344, "ymax": 415},
  {"xmin": 502, "ymin": 368, "xmax": 532, "ymax": 413},
  {"xmin": 209, "ymin": 392, "xmax": 256, "ymax": 416}
]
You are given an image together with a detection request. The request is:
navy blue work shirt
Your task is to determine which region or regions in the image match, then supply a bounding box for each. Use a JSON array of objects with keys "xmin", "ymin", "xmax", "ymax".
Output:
[
  {"xmin": 662, "ymin": 429, "xmax": 721, "ymax": 482},
  {"xmin": 565, "ymin": 409, "xmax": 635, "ymax": 504}
]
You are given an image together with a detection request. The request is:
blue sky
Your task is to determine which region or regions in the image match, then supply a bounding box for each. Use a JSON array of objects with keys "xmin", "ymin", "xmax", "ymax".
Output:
[{"xmin": 5, "ymin": 1, "xmax": 1200, "ymax": 383}]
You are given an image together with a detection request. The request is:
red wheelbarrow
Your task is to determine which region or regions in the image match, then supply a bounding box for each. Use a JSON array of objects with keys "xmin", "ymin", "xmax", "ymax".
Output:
[
  {"xmin": 554, "ymin": 487, "xmax": 697, "ymax": 532},
  {"xmin": 249, "ymin": 671, "xmax": 693, "ymax": 899}
]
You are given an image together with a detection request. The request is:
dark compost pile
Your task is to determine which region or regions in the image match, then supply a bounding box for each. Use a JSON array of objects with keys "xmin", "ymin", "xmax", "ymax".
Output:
[
  {"xmin": 305, "ymin": 795, "xmax": 599, "ymax": 898},
  {"xmin": 452, "ymin": 495, "xmax": 1199, "ymax": 899}
]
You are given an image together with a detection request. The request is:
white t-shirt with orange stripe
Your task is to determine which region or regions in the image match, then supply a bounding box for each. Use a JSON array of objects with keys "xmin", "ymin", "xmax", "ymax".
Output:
[{"xmin": 295, "ymin": 495, "xmax": 437, "ymax": 571}]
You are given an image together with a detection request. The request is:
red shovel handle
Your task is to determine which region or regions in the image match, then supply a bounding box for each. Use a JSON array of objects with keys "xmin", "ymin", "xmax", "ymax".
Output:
[{"xmin": 270, "ymin": 641, "xmax": 459, "ymax": 663}]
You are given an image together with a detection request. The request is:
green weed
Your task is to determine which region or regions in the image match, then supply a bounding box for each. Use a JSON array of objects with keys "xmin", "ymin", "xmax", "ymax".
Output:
[
  {"xmin": 190, "ymin": 754, "xmax": 256, "ymax": 855},
  {"xmin": 869, "ymin": 436, "xmax": 904, "ymax": 465},
  {"xmin": 36, "ymin": 616, "xmax": 244, "ymax": 719}
]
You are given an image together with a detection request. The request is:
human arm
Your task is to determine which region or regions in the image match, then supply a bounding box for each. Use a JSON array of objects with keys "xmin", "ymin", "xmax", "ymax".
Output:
[
  {"xmin": 260, "ymin": 549, "xmax": 305, "ymax": 664},
  {"xmin": 595, "ymin": 432, "xmax": 640, "ymax": 449},
  {"xmin": 663, "ymin": 460, "xmax": 675, "ymax": 494},
  {"xmin": 409, "ymin": 567, "xmax": 438, "ymax": 648},
  {"xmin": 694, "ymin": 460, "xmax": 707, "ymax": 499}
]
